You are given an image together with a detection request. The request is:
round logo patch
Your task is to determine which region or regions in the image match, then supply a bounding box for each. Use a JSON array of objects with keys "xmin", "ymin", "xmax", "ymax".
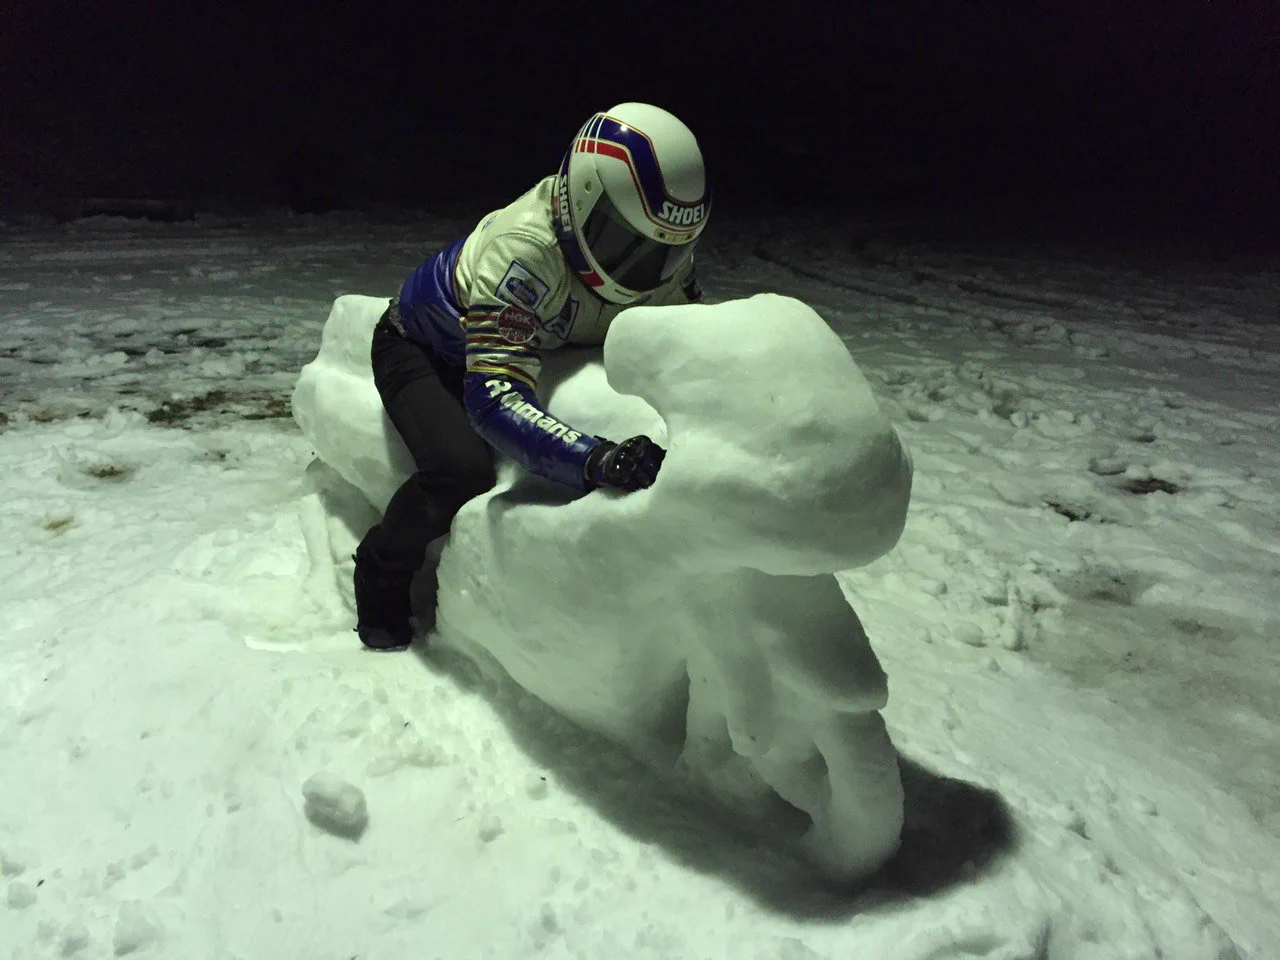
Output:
[{"xmin": 497, "ymin": 305, "xmax": 537, "ymax": 345}]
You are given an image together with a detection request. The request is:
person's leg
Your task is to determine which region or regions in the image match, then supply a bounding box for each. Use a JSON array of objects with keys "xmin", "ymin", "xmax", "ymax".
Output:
[{"xmin": 354, "ymin": 314, "xmax": 494, "ymax": 648}]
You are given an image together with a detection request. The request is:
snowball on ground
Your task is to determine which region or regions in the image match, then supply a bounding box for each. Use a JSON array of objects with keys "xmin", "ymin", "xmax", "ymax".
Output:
[{"xmin": 302, "ymin": 772, "xmax": 370, "ymax": 839}]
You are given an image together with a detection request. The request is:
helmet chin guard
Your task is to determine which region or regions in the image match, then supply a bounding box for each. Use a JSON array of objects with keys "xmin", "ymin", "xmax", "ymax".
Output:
[{"xmin": 553, "ymin": 103, "xmax": 709, "ymax": 305}]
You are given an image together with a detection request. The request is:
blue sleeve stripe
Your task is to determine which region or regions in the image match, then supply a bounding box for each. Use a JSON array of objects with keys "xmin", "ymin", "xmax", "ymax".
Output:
[{"xmin": 462, "ymin": 373, "xmax": 600, "ymax": 491}]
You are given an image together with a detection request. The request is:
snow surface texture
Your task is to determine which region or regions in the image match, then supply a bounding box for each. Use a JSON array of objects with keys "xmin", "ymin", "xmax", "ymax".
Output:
[
  {"xmin": 292, "ymin": 292, "xmax": 915, "ymax": 880},
  {"xmin": 0, "ymin": 212, "xmax": 1275, "ymax": 958}
]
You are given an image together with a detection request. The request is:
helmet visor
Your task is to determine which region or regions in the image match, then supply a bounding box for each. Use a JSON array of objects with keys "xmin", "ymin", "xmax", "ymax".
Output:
[{"xmin": 582, "ymin": 192, "xmax": 695, "ymax": 292}]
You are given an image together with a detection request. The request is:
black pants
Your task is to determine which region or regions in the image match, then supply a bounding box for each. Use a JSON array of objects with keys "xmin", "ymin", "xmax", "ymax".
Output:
[{"xmin": 357, "ymin": 313, "xmax": 496, "ymax": 576}]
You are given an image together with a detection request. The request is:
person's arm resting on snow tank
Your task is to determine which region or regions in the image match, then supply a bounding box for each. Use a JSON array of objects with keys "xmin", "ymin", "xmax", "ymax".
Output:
[{"xmin": 458, "ymin": 231, "xmax": 603, "ymax": 490}]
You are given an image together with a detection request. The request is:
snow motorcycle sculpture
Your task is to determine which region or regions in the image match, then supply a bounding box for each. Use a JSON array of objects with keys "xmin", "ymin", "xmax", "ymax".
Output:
[{"xmin": 292, "ymin": 292, "xmax": 914, "ymax": 880}]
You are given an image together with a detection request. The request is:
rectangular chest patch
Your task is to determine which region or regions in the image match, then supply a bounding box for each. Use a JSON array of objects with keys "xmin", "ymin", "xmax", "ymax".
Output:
[{"xmin": 498, "ymin": 260, "xmax": 551, "ymax": 311}]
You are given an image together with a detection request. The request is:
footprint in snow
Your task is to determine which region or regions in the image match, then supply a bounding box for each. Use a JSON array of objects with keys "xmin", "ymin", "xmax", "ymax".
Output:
[
  {"xmin": 81, "ymin": 459, "xmax": 134, "ymax": 482},
  {"xmin": 1119, "ymin": 476, "xmax": 1182, "ymax": 496}
]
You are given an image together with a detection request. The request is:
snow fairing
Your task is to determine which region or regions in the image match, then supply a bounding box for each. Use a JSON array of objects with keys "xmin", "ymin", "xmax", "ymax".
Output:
[{"xmin": 292, "ymin": 292, "xmax": 914, "ymax": 880}]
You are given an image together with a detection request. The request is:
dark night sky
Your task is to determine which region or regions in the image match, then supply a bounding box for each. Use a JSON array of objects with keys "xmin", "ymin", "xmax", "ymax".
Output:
[{"xmin": 3, "ymin": 1, "xmax": 1277, "ymax": 238}]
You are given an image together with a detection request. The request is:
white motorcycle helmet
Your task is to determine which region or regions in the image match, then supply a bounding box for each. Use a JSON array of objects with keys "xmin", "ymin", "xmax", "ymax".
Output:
[{"xmin": 553, "ymin": 102, "xmax": 709, "ymax": 305}]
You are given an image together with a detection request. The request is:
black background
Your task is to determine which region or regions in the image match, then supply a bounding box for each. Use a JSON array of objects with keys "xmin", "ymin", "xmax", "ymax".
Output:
[{"xmin": 3, "ymin": 1, "xmax": 1277, "ymax": 243}]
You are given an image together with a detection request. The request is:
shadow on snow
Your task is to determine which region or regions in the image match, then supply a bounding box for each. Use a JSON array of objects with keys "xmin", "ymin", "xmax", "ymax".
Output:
[{"xmin": 411, "ymin": 639, "xmax": 1016, "ymax": 921}]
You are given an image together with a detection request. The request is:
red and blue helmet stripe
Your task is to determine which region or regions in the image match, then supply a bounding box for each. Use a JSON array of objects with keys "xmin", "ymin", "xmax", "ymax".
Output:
[
  {"xmin": 553, "ymin": 111, "xmax": 709, "ymax": 292},
  {"xmin": 572, "ymin": 113, "xmax": 711, "ymax": 234}
]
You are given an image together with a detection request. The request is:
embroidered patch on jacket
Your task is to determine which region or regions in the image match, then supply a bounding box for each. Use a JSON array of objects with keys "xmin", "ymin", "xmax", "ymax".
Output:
[
  {"xmin": 497, "ymin": 305, "xmax": 538, "ymax": 345},
  {"xmin": 543, "ymin": 297, "xmax": 579, "ymax": 341},
  {"xmin": 498, "ymin": 260, "xmax": 551, "ymax": 310}
]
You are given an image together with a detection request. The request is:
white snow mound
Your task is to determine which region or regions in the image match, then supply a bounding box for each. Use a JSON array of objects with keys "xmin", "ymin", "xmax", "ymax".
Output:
[{"xmin": 292, "ymin": 292, "xmax": 913, "ymax": 880}]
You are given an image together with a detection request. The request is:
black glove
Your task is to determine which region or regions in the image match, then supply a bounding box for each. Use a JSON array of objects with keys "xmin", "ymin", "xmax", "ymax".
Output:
[{"xmin": 584, "ymin": 435, "xmax": 666, "ymax": 492}]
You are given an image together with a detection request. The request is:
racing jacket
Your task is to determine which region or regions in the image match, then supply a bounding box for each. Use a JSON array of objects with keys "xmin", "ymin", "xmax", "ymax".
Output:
[{"xmin": 396, "ymin": 176, "xmax": 702, "ymax": 491}]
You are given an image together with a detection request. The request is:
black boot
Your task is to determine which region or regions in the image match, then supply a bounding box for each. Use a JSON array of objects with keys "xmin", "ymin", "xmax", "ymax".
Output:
[{"xmin": 352, "ymin": 550, "xmax": 415, "ymax": 651}]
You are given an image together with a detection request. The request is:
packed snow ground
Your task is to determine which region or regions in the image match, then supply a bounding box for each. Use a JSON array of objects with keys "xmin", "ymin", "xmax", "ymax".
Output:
[{"xmin": 1, "ymin": 210, "xmax": 1277, "ymax": 959}]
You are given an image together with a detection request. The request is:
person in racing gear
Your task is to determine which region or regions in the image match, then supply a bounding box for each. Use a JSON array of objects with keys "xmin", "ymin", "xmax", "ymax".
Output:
[{"xmin": 353, "ymin": 102, "xmax": 709, "ymax": 650}]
